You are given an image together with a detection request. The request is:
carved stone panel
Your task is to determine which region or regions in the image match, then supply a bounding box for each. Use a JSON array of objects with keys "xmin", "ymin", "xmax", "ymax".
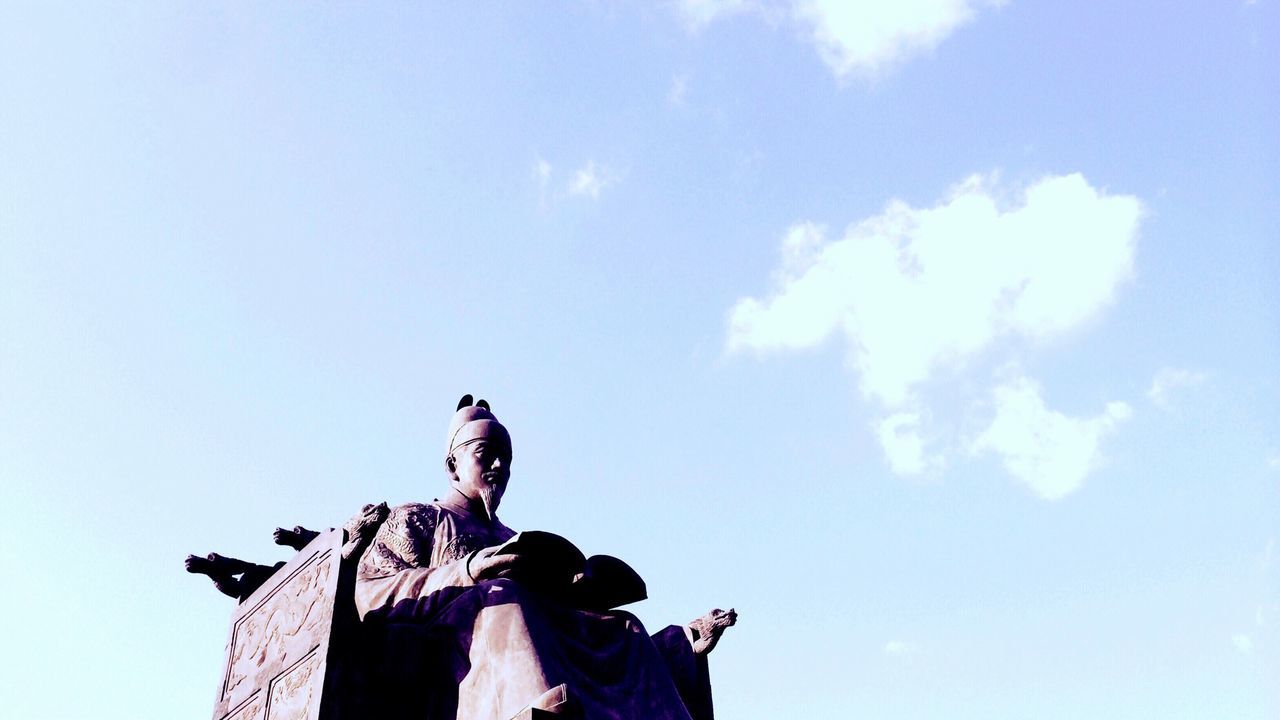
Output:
[
  {"xmin": 267, "ymin": 650, "xmax": 324, "ymax": 720},
  {"xmin": 212, "ymin": 530, "xmax": 343, "ymax": 720}
]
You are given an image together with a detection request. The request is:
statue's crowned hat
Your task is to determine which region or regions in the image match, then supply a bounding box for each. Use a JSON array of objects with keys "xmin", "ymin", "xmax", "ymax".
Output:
[{"xmin": 445, "ymin": 394, "xmax": 511, "ymax": 458}]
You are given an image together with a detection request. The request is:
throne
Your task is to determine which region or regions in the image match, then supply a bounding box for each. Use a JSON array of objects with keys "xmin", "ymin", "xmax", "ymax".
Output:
[{"xmin": 193, "ymin": 528, "xmax": 359, "ymax": 720}]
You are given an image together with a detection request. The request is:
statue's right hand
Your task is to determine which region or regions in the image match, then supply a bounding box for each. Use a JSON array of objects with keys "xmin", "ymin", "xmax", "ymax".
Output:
[{"xmin": 466, "ymin": 546, "xmax": 524, "ymax": 581}]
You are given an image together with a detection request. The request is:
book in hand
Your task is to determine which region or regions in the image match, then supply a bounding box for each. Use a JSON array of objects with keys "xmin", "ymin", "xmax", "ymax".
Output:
[
  {"xmin": 569, "ymin": 554, "xmax": 648, "ymax": 611},
  {"xmin": 492, "ymin": 531, "xmax": 587, "ymax": 583},
  {"xmin": 490, "ymin": 531, "xmax": 647, "ymax": 610}
]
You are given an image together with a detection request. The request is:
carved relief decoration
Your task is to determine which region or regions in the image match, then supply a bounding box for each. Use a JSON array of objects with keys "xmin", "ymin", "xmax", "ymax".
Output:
[
  {"xmin": 266, "ymin": 651, "xmax": 323, "ymax": 720},
  {"xmin": 223, "ymin": 551, "xmax": 334, "ymax": 700}
]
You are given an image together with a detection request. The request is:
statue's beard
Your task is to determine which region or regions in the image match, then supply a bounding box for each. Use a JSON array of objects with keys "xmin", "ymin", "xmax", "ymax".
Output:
[{"xmin": 478, "ymin": 483, "xmax": 504, "ymax": 522}]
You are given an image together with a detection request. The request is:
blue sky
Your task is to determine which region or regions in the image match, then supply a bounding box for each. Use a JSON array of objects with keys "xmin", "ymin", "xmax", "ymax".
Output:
[{"xmin": 1, "ymin": 2, "xmax": 1276, "ymax": 719}]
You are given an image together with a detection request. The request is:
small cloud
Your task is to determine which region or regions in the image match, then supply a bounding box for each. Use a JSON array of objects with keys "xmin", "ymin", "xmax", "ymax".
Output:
[
  {"xmin": 883, "ymin": 639, "xmax": 916, "ymax": 656},
  {"xmin": 1268, "ymin": 452, "xmax": 1280, "ymax": 471},
  {"xmin": 569, "ymin": 160, "xmax": 618, "ymax": 200},
  {"xmin": 678, "ymin": 0, "xmax": 757, "ymax": 29},
  {"xmin": 534, "ymin": 158, "xmax": 552, "ymax": 187},
  {"xmin": 1232, "ymin": 633, "xmax": 1253, "ymax": 653},
  {"xmin": 970, "ymin": 373, "xmax": 1131, "ymax": 500},
  {"xmin": 1258, "ymin": 603, "xmax": 1279, "ymax": 628},
  {"xmin": 679, "ymin": 1, "xmax": 1001, "ymax": 80},
  {"xmin": 668, "ymin": 74, "xmax": 689, "ymax": 106},
  {"xmin": 535, "ymin": 157, "xmax": 621, "ymax": 207},
  {"xmin": 1147, "ymin": 367, "xmax": 1205, "ymax": 410},
  {"xmin": 795, "ymin": 0, "xmax": 1001, "ymax": 79}
]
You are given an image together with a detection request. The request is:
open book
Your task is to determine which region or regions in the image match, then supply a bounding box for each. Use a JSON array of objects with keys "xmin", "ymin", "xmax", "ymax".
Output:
[{"xmin": 492, "ymin": 530, "xmax": 648, "ymax": 611}]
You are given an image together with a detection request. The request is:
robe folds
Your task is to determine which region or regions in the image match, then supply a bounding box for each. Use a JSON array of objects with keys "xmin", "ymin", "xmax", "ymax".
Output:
[{"xmin": 353, "ymin": 494, "xmax": 711, "ymax": 720}]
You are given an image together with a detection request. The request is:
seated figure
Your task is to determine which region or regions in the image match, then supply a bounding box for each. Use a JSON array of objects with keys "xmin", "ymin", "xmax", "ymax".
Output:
[{"xmin": 352, "ymin": 396, "xmax": 735, "ymax": 720}]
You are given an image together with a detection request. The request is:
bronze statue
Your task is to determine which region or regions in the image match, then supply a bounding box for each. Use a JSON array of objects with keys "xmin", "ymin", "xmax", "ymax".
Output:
[{"xmin": 189, "ymin": 394, "xmax": 735, "ymax": 720}]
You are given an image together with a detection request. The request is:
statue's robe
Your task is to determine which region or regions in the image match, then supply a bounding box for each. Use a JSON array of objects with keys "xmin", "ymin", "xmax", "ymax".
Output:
[{"xmin": 354, "ymin": 492, "xmax": 710, "ymax": 720}]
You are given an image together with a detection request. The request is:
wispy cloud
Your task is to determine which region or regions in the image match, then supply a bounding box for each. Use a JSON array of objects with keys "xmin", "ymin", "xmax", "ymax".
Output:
[
  {"xmin": 569, "ymin": 160, "xmax": 619, "ymax": 200},
  {"xmin": 678, "ymin": 0, "xmax": 1002, "ymax": 79},
  {"xmin": 1232, "ymin": 633, "xmax": 1253, "ymax": 654},
  {"xmin": 533, "ymin": 157, "xmax": 554, "ymax": 208},
  {"xmin": 1147, "ymin": 367, "xmax": 1205, "ymax": 410},
  {"xmin": 677, "ymin": 0, "xmax": 759, "ymax": 29},
  {"xmin": 534, "ymin": 158, "xmax": 552, "ymax": 187},
  {"xmin": 727, "ymin": 172, "xmax": 1143, "ymax": 498},
  {"xmin": 668, "ymin": 74, "xmax": 690, "ymax": 107},
  {"xmin": 883, "ymin": 639, "xmax": 917, "ymax": 656},
  {"xmin": 533, "ymin": 157, "xmax": 621, "ymax": 207}
]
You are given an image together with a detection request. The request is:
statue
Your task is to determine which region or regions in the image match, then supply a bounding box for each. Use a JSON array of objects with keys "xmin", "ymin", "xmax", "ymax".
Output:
[
  {"xmin": 187, "ymin": 394, "xmax": 735, "ymax": 720},
  {"xmin": 354, "ymin": 395, "xmax": 735, "ymax": 719}
]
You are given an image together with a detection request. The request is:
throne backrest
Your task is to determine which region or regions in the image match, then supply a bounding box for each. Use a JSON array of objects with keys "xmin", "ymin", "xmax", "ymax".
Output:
[{"xmin": 211, "ymin": 529, "xmax": 347, "ymax": 720}]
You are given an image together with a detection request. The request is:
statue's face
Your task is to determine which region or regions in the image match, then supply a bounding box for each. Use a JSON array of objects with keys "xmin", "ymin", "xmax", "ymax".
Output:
[{"xmin": 448, "ymin": 433, "xmax": 512, "ymax": 520}]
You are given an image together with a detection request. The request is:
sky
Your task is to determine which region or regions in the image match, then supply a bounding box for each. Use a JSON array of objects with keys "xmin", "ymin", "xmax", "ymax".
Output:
[{"xmin": 0, "ymin": 2, "xmax": 1277, "ymax": 719}]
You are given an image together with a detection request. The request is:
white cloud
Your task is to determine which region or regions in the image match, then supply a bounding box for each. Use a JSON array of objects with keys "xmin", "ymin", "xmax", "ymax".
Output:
[
  {"xmin": 796, "ymin": 0, "xmax": 996, "ymax": 78},
  {"xmin": 569, "ymin": 160, "xmax": 618, "ymax": 200},
  {"xmin": 875, "ymin": 411, "xmax": 941, "ymax": 475},
  {"xmin": 1147, "ymin": 367, "xmax": 1205, "ymax": 410},
  {"xmin": 678, "ymin": 0, "xmax": 1000, "ymax": 78},
  {"xmin": 883, "ymin": 639, "xmax": 917, "ymax": 656},
  {"xmin": 970, "ymin": 374, "xmax": 1131, "ymax": 500},
  {"xmin": 727, "ymin": 172, "xmax": 1142, "ymax": 496},
  {"xmin": 1233, "ymin": 633, "xmax": 1253, "ymax": 653},
  {"xmin": 729, "ymin": 173, "xmax": 1142, "ymax": 407}
]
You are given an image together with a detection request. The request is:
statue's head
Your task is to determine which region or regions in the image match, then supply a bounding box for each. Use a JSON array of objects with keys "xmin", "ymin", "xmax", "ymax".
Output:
[{"xmin": 444, "ymin": 394, "xmax": 512, "ymax": 521}]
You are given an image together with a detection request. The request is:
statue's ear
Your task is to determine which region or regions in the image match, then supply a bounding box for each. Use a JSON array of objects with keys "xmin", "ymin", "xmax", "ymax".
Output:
[
  {"xmin": 476, "ymin": 398, "xmax": 490, "ymax": 411},
  {"xmin": 445, "ymin": 455, "xmax": 456, "ymax": 473},
  {"xmin": 456, "ymin": 394, "xmax": 473, "ymax": 410}
]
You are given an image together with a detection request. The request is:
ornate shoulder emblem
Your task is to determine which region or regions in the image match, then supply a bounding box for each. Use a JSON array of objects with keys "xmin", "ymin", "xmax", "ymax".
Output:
[{"xmin": 358, "ymin": 503, "xmax": 439, "ymax": 579}]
